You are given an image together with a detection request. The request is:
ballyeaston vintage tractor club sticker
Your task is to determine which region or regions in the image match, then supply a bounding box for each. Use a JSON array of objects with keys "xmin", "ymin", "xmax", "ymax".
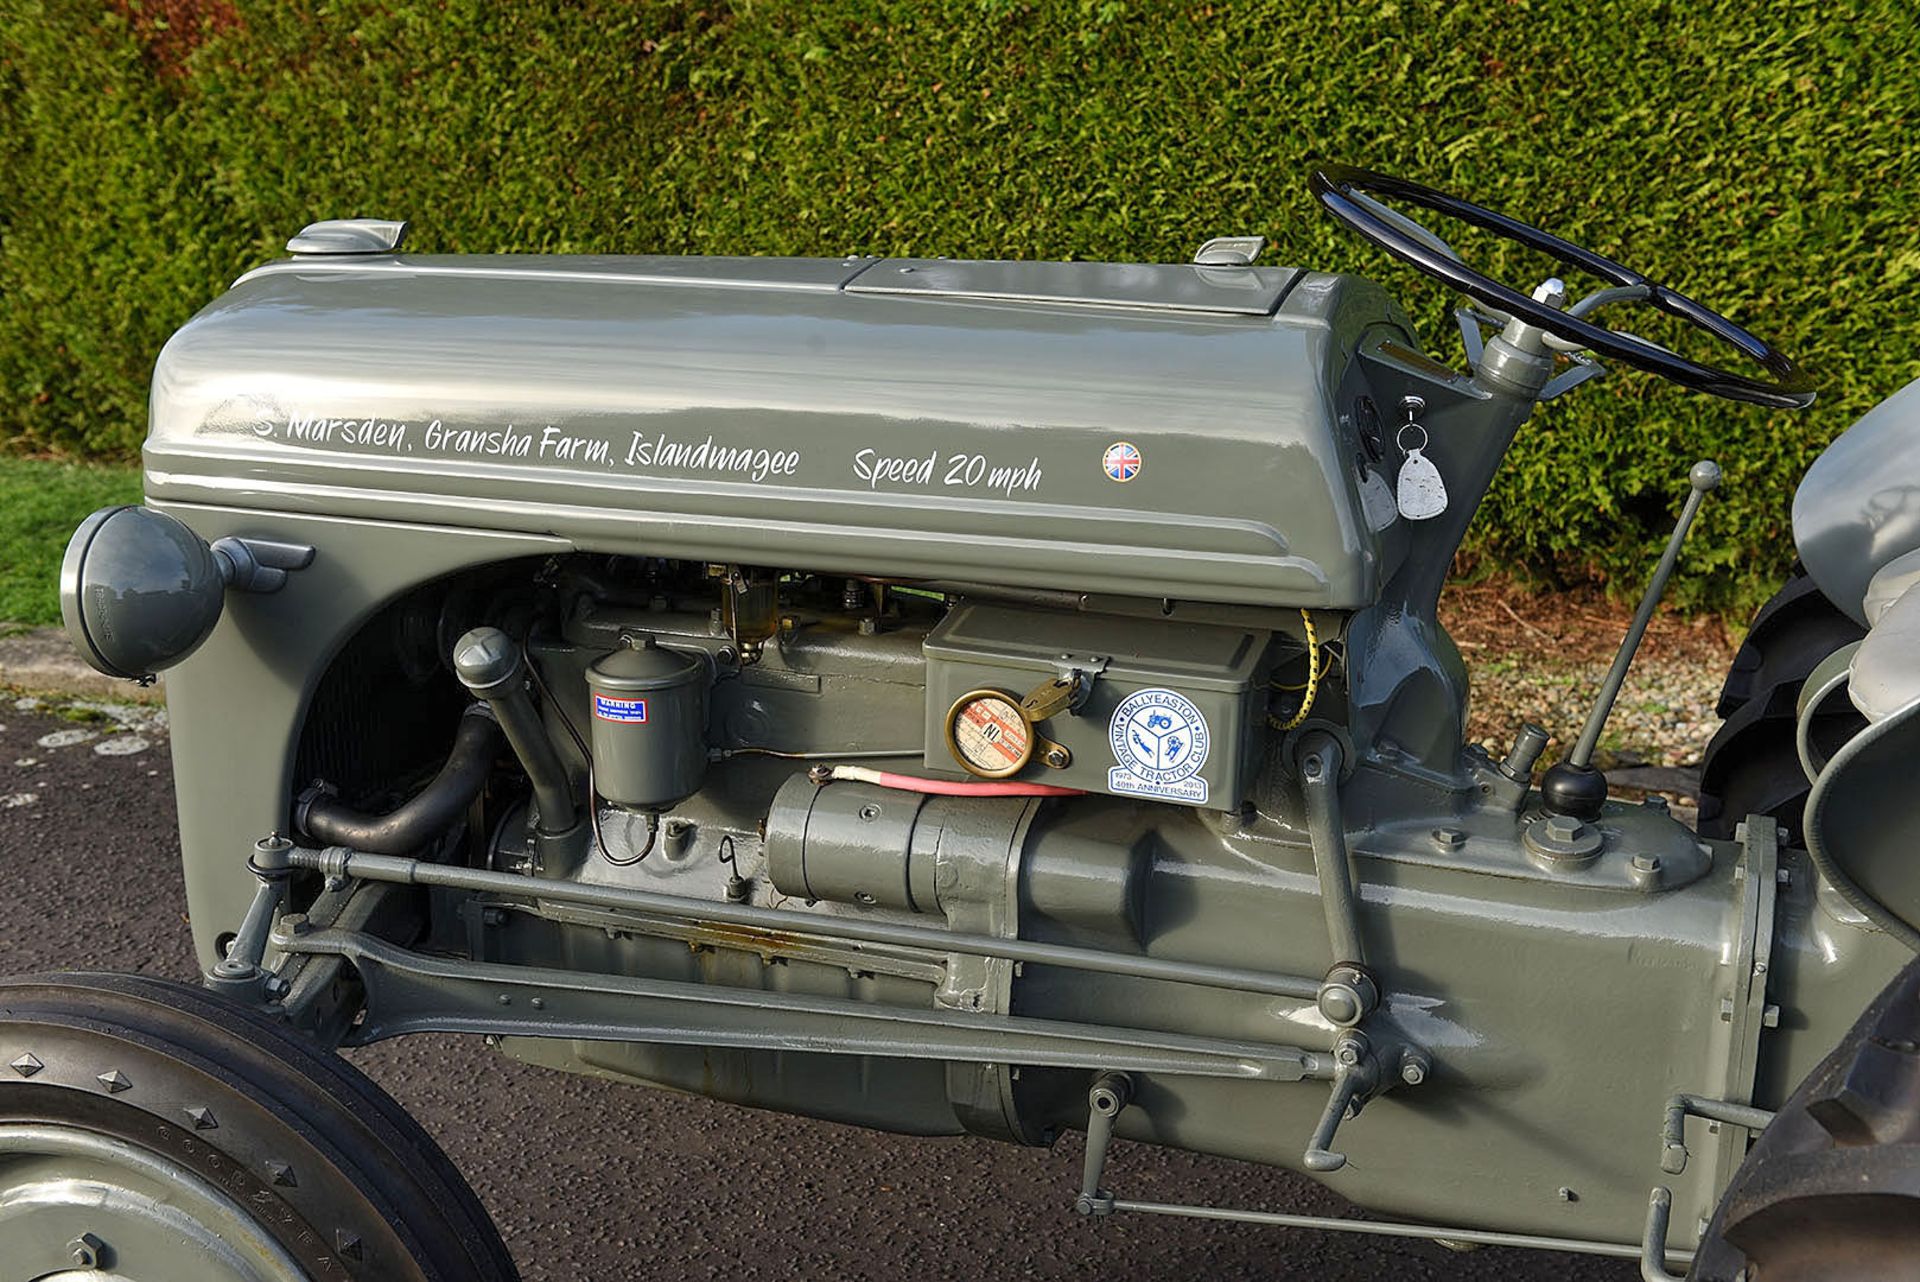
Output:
[{"xmin": 1108, "ymin": 688, "xmax": 1210, "ymax": 803}]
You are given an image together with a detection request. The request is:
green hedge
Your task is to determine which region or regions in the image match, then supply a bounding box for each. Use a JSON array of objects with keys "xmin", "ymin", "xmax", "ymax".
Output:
[{"xmin": 4, "ymin": 0, "xmax": 1917, "ymax": 612}]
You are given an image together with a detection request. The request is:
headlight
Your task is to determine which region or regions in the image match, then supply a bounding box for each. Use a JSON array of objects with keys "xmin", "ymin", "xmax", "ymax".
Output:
[{"xmin": 60, "ymin": 506, "xmax": 227, "ymax": 681}]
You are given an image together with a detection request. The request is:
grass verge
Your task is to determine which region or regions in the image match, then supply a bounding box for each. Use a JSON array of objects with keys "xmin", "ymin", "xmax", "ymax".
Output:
[{"xmin": 0, "ymin": 457, "xmax": 141, "ymax": 626}]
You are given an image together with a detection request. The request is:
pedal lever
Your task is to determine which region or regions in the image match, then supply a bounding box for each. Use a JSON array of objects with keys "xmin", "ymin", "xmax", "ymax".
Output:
[
  {"xmin": 1303, "ymin": 1033, "xmax": 1379, "ymax": 1173},
  {"xmin": 1075, "ymin": 1073, "xmax": 1133, "ymax": 1216}
]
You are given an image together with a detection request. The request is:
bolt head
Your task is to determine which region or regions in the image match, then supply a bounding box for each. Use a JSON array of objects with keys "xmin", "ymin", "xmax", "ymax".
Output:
[
  {"xmin": 1335, "ymin": 1041, "xmax": 1362, "ymax": 1067},
  {"xmin": 1632, "ymin": 853, "xmax": 1661, "ymax": 874},
  {"xmin": 1546, "ymin": 813, "xmax": 1584, "ymax": 839},
  {"xmin": 1400, "ymin": 1061, "xmax": 1426, "ymax": 1086},
  {"xmin": 68, "ymin": 1233, "xmax": 105, "ymax": 1267}
]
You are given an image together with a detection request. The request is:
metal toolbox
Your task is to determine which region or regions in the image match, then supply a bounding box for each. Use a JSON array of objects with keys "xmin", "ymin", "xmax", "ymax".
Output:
[{"xmin": 921, "ymin": 602, "xmax": 1276, "ymax": 809}]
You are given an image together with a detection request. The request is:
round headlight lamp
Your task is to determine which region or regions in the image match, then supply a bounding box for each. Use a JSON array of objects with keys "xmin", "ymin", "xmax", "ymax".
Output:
[{"xmin": 60, "ymin": 506, "xmax": 228, "ymax": 681}]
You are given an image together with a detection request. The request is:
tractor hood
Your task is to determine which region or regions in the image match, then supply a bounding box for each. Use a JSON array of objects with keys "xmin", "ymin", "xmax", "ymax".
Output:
[{"xmin": 145, "ymin": 251, "xmax": 1413, "ymax": 609}]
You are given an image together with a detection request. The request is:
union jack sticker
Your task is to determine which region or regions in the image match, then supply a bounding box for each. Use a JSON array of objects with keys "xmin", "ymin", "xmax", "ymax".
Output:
[{"xmin": 1102, "ymin": 441, "xmax": 1142, "ymax": 483}]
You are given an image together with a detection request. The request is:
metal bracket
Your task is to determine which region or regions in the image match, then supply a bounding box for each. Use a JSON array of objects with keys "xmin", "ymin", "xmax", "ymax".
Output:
[
  {"xmin": 1454, "ymin": 306, "xmax": 1492, "ymax": 367},
  {"xmin": 1537, "ymin": 354, "xmax": 1606, "ymax": 401},
  {"xmin": 210, "ymin": 537, "xmax": 315, "ymax": 594},
  {"xmin": 1644, "ymin": 815, "xmax": 1783, "ymax": 1247},
  {"xmin": 1713, "ymin": 819, "xmax": 1781, "ymax": 1179}
]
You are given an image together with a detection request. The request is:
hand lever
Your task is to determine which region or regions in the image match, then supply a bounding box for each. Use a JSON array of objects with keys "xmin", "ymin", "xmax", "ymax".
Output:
[
  {"xmin": 1542, "ymin": 460, "xmax": 1721, "ymax": 819},
  {"xmin": 1302, "ymin": 1034, "xmax": 1379, "ymax": 1172}
]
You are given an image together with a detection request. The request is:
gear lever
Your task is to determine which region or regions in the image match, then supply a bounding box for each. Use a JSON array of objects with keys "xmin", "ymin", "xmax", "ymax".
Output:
[{"xmin": 1541, "ymin": 460, "xmax": 1722, "ymax": 819}]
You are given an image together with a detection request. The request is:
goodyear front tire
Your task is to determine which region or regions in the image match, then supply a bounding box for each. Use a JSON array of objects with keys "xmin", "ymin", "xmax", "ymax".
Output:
[{"xmin": 0, "ymin": 971, "xmax": 517, "ymax": 1281}]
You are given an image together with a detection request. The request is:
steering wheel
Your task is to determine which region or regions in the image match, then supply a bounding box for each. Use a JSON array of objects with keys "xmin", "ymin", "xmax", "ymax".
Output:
[{"xmin": 1309, "ymin": 165, "xmax": 1814, "ymax": 409}]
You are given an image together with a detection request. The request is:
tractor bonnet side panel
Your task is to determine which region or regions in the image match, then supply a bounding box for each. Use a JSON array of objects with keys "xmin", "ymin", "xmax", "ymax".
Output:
[{"xmin": 143, "ymin": 255, "xmax": 1408, "ymax": 610}]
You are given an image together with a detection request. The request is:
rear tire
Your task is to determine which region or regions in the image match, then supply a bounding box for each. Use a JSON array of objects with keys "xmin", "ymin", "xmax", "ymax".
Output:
[
  {"xmin": 1692, "ymin": 953, "xmax": 1920, "ymax": 1281},
  {"xmin": 0, "ymin": 971, "xmax": 517, "ymax": 1281},
  {"xmin": 1697, "ymin": 570, "xmax": 1863, "ymax": 845}
]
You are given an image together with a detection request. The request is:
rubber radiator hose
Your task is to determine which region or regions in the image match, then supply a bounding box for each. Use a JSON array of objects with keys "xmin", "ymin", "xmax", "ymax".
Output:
[{"xmin": 297, "ymin": 705, "xmax": 502, "ymax": 855}]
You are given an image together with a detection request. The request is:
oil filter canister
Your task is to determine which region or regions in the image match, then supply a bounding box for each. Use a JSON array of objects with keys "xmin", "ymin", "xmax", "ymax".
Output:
[{"xmin": 585, "ymin": 636, "xmax": 710, "ymax": 809}]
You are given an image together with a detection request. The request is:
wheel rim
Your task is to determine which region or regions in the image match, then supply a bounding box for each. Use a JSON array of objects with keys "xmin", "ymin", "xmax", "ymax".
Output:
[{"xmin": 0, "ymin": 1123, "xmax": 308, "ymax": 1282}]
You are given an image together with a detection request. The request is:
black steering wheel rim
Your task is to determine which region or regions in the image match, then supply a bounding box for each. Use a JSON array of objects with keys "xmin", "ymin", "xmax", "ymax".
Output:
[{"xmin": 1309, "ymin": 164, "xmax": 1814, "ymax": 409}]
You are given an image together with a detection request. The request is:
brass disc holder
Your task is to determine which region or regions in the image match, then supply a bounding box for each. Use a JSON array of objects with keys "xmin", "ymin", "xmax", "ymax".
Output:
[{"xmin": 943, "ymin": 674, "xmax": 1083, "ymax": 778}]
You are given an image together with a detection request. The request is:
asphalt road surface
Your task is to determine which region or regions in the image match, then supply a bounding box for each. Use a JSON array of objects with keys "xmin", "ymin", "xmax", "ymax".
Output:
[{"xmin": 0, "ymin": 700, "xmax": 1637, "ymax": 1281}]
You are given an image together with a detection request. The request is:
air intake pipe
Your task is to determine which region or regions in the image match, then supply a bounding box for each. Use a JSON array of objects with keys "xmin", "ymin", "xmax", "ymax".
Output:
[{"xmin": 452, "ymin": 626, "xmax": 580, "ymax": 837}]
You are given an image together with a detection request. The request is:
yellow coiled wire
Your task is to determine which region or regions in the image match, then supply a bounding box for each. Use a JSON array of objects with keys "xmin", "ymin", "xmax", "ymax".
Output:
[{"xmin": 1268, "ymin": 609, "xmax": 1322, "ymax": 732}]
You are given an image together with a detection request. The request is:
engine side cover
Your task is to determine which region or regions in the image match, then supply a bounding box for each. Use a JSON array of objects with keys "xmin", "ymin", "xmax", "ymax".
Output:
[{"xmin": 145, "ymin": 253, "xmax": 1411, "ymax": 610}]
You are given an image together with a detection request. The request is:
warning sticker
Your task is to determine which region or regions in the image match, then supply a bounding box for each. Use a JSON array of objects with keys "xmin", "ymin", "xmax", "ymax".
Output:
[
  {"xmin": 593, "ymin": 694, "xmax": 649, "ymax": 723},
  {"xmin": 1107, "ymin": 688, "xmax": 1210, "ymax": 804}
]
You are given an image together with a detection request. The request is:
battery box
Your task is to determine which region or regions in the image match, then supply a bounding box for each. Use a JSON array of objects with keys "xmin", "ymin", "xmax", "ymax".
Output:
[{"xmin": 921, "ymin": 603, "xmax": 1277, "ymax": 810}]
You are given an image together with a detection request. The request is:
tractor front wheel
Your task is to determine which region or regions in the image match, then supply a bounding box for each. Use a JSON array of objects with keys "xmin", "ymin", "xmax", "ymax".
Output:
[{"xmin": 0, "ymin": 971, "xmax": 517, "ymax": 1282}]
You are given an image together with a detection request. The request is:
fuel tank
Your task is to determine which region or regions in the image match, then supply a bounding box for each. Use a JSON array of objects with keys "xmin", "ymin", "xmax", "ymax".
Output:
[{"xmin": 144, "ymin": 252, "xmax": 1413, "ymax": 609}]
